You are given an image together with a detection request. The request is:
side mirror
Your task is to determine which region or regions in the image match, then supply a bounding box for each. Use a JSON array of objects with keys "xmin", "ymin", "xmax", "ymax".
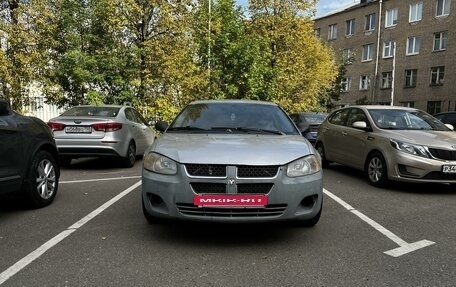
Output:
[
  {"xmin": 155, "ymin": 120, "xmax": 169, "ymax": 132},
  {"xmin": 445, "ymin": 124, "xmax": 454, "ymax": 131},
  {"xmin": 0, "ymin": 99, "xmax": 12, "ymax": 116},
  {"xmin": 352, "ymin": 121, "xmax": 368, "ymax": 130}
]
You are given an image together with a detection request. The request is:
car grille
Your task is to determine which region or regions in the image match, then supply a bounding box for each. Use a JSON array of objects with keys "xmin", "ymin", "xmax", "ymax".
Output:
[
  {"xmin": 237, "ymin": 183, "xmax": 274, "ymax": 194},
  {"xmin": 176, "ymin": 203, "xmax": 287, "ymax": 217},
  {"xmin": 190, "ymin": 183, "xmax": 226, "ymax": 194},
  {"xmin": 191, "ymin": 183, "xmax": 273, "ymax": 194},
  {"xmin": 428, "ymin": 148, "xmax": 456, "ymax": 160},
  {"xmin": 422, "ymin": 172, "xmax": 456, "ymax": 181},
  {"xmin": 184, "ymin": 164, "xmax": 279, "ymax": 178},
  {"xmin": 237, "ymin": 166, "xmax": 279, "ymax": 178},
  {"xmin": 185, "ymin": 164, "xmax": 226, "ymax": 177}
]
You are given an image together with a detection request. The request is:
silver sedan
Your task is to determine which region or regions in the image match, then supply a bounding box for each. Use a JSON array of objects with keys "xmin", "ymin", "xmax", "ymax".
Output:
[
  {"xmin": 316, "ymin": 105, "xmax": 456, "ymax": 187},
  {"xmin": 48, "ymin": 105, "xmax": 155, "ymax": 167},
  {"xmin": 142, "ymin": 100, "xmax": 323, "ymax": 226}
]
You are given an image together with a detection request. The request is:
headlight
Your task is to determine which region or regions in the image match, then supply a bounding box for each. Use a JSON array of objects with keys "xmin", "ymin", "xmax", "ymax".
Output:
[
  {"xmin": 143, "ymin": 152, "xmax": 177, "ymax": 175},
  {"xmin": 287, "ymin": 155, "xmax": 321, "ymax": 177},
  {"xmin": 390, "ymin": 139, "xmax": 431, "ymax": 158}
]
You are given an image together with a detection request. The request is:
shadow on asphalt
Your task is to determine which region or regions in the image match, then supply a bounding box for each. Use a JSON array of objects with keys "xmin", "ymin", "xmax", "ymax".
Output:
[
  {"xmin": 61, "ymin": 156, "xmax": 143, "ymax": 170},
  {"xmin": 325, "ymin": 164, "xmax": 456, "ymax": 195},
  {"xmin": 142, "ymin": 219, "xmax": 319, "ymax": 247}
]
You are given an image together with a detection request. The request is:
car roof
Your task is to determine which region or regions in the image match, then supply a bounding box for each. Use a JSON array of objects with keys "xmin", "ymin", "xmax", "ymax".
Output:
[
  {"xmin": 339, "ymin": 105, "xmax": 418, "ymax": 111},
  {"xmin": 189, "ymin": 99, "xmax": 277, "ymax": 106},
  {"xmin": 71, "ymin": 104, "xmax": 128, "ymax": 108},
  {"xmin": 434, "ymin": 112, "xmax": 456, "ymax": 115}
]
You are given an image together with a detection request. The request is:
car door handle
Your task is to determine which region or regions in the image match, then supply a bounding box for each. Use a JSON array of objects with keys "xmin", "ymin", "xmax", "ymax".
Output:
[
  {"xmin": 341, "ymin": 131, "xmax": 348, "ymax": 136},
  {"xmin": 367, "ymin": 136, "xmax": 375, "ymax": 141}
]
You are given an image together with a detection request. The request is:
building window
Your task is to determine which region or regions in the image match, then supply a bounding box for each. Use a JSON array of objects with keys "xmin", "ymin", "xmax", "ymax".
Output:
[
  {"xmin": 362, "ymin": 44, "xmax": 374, "ymax": 61},
  {"xmin": 436, "ymin": 0, "xmax": 451, "ymax": 16},
  {"xmin": 365, "ymin": 13, "xmax": 376, "ymax": 31},
  {"xmin": 343, "ymin": 48, "xmax": 354, "ymax": 64},
  {"xmin": 430, "ymin": 66, "xmax": 445, "ymax": 85},
  {"xmin": 360, "ymin": 75, "xmax": 370, "ymax": 90},
  {"xmin": 427, "ymin": 101, "xmax": 442, "ymax": 115},
  {"xmin": 406, "ymin": 36, "xmax": 420, "ymax": 55},
  {"xmin": 314, "ymin": 28, "xmax": 321, "ymax": 37},
  {"xmin": 381, "ymin": 72, "xmax": 393, "ymax": 89},
  {"xmin": 400, "ymin": 102, "xmax": 415, "ymax": 108},
  {"xmin": 433, "ymin": 31, "xmax": 447, "ymax": 51},
  {"xmin": 342, "ymin": 77, "xmax": 351, "ymax": 92},
  {"xmin": 404, "ymin": 69, "xmax": 418, "ymax": 88},
  {"xmin": 385, "ymin": 8, "xmax": 398, "ymax": 27},
  {"xmin": 383, "ymin": 41, "xmax": 394, "ymax": 58},
  {"xmin": 409, "ymin": 2, "xmax": 423, "ymax": 22},
  {"xmin": 328, "ymin": 24, "xmax": 337, "ymax": 40},
  {"xmin": 346, "ymin": 19, "xmax": 355, "ymax": 36}
]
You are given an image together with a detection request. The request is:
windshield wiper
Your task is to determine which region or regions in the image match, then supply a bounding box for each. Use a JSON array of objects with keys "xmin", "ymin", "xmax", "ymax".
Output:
[
  {"xmin": 167, "ymin": 126, "xmax": 209, "ymax": 132},
  {"xmin": 211, "ymin": 127, "xmax": 284, "ymax": 135}
]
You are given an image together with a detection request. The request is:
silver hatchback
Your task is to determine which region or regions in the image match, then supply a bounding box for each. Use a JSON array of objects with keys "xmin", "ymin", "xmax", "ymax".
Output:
[
  {"xmin": 316, "ymin": 105, "xmax": 456, "ymax": 187},
  {"xmin": 48, "ymin": 105, "xmax": 155, "ymax": 167},
  {"xmin": 142, "ymin": 100, "xmax": 323, "ymax": 226}
]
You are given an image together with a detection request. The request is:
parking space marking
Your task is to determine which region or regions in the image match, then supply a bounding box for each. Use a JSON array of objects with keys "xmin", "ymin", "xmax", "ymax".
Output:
[
  {"xmin": 324, "ymin": 188, "xmax": 435, "ymax": 257},
  {"xmin": 0, "ymin": 181, "xmax": 141, "ymax": 285},
  {"xmin": 60, "ymin": 176, "xmax": 141, "ymax": 184}
]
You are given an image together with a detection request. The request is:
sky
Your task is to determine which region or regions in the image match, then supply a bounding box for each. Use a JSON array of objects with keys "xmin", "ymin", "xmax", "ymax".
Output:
[{"xmin": 235, "ymin": 0, "xmax": 359, "ymax": 18}]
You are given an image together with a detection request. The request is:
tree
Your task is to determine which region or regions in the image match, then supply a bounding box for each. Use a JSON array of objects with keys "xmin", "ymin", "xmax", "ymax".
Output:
[
  {"xmin": 0, "ymin": 0, "xmax": 50, "ymax": 110},
  {"xmin": 247, "ymin": 0, "xmax": 337, "ymax": 112}
]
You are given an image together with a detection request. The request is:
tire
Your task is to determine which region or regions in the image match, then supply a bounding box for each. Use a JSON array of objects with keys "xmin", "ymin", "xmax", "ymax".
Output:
[
  {"xmin": 295, "ymin": 198, "xmax": 323, "ymax": 227},
  {"xmin": 142, "ymin": 197, "xmax": 161, "ymax": 224},
  {"xmin": 122, "ymin": 141, "xmax": 136, "ymax": 168},
  {"xmin": 23, "ymin": 150, "xmax": 59, "ymax": 208},
  {"xmin": 366, "ymin": 152, "xmax": 389, "ymax": 187},
  {"xmin": 315, "ymin": 143, "xmax": 330, "ymax": 168}
]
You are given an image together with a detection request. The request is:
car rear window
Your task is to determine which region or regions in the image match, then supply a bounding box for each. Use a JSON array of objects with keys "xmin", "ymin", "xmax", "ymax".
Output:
[{"xmin": 61, "ymin": 107, "xmax": 120, "ymax": 117}]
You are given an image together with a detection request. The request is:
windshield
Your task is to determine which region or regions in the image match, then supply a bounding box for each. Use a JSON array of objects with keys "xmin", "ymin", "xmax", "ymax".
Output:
[
  {"xmin": 369, "ymin": 109, "xmax": 450, "ymax": 131},
  {"xmin": 303, "ymin": 113, "xmax": 327, "ymax": 124},
  {"xmin": 168, "ymin": 102, "xmax": 299, "ymax": 135},
  {"xmin": 61, "ymin": 106, "xmax": 120, "ymax": 117}
]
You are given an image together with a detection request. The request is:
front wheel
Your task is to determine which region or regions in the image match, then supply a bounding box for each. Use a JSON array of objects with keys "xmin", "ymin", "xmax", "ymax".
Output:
[
  {"xmin": 366, "ymin": 152, "xmax": 389, "ymax": 187},
  {"xmin": 315, "ymin": 143, "xmax": 330, "ymax": 168},
  {"xmin": 23, "ymin": 150, "xmax": 59, "ymax": 208},
  {"xmin": 122, "ymin": 141, "xmax": 136, "ymax": 168}
]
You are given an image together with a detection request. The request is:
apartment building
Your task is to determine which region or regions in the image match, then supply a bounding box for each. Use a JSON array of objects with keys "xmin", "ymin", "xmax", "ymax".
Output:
[{"xmin": 314, "ymin": 0, "xmax": 455, "ymax": 114}]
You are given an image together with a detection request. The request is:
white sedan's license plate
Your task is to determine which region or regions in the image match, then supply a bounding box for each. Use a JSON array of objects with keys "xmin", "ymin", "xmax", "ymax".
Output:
[
  {"xmin": 442, "ymin": 165, "xmax": 456, "ymax": 174},
  {"xmin": 65, "ymin": 126, "xmax": 92, "ymax": 133}
]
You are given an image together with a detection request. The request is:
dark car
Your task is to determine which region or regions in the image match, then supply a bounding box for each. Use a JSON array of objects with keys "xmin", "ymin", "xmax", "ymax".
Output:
[
  {"xmin": 433, "ymin": 112, "xmax": 456, "ymax": 129},
  {"xmin": 290, "ymin": 112, "xmax": 328, "ymax": 144},
  {"xmin": 0, "ymin": 98, "xmax": 60, "ymax": 208}
]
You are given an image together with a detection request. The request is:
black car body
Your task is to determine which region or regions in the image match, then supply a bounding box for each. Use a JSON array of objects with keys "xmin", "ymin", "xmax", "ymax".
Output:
[
  {"xmin": 433, "ymin": 112, "xmax": 456, "ymax": 128},
  {"xmin": 0, "ymin": 98, "xmax": 60, "ymax": 208},
  {"xmin": 290, "ymin": 112, "xmax": 328, "ymax": 145}
]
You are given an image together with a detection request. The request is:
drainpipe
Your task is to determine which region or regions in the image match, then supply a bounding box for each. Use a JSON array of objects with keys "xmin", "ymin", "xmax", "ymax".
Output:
[{"xmin": 372, "ymin": 0, "xmax": 383, "ymax": 104}]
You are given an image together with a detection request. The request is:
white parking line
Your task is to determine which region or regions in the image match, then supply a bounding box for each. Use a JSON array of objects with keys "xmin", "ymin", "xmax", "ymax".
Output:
[
  {"xmin": 60, "ymin": 176, "xmax": 141, "ymax": 184},
  {"xmin": 324, "ymin": 188, "xmax": 435, "ymax": 257},
  {"xmin": 0, "ymin": 181, "xmax": 142, "ymax": 285}
]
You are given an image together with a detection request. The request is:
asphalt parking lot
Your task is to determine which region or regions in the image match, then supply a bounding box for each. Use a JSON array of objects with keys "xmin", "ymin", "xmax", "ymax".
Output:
[{"xmin": 1, "ymin": 158, "xmax": 455, "ymax": 287}]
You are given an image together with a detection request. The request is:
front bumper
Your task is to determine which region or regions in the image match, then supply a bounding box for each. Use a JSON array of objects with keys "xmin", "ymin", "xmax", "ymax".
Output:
[
  {"xmin": 387, "ymin": 149, "xmax": 456, "ymax": 183},
  {"xmin": 142, "ymin": 165, "xmax": 323, "ymax": 223}
]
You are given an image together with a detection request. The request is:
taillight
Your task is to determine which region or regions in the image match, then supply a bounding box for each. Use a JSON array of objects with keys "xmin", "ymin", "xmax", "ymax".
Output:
[
  {"xmin": 47, "ymin": 122, "xmax": 65, "ymax": 131},
  {"xmin": 92, "ymin": 122, "xmax": 122, "ymax": 132}
]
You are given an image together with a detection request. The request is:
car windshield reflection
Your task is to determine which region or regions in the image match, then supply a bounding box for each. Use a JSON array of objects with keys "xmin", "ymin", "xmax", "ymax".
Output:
[{"xmin": 369, "ymin": 109, "xmax": 450, "ymax": 131}]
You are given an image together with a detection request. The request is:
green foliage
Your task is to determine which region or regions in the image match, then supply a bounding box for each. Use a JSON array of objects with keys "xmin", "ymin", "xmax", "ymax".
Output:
[{"xmin": 0, "ymin": 0, "xmax": 338, "ymax": 118}]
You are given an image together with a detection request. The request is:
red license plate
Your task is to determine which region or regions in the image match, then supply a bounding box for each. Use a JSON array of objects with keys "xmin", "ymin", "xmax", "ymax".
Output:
[{"xmin": 193, "ymin": 195, "xmax": 268, "ymax": 207}]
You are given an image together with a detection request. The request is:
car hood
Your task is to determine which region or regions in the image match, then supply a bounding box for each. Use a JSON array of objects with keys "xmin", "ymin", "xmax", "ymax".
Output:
[
  {"xmin": 384, "ymin": 130, "xmax": 456, "ymax": 148},
  {"xmin": 150, "ymin": 133, "xmax": 312, "ymax": 165}
]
